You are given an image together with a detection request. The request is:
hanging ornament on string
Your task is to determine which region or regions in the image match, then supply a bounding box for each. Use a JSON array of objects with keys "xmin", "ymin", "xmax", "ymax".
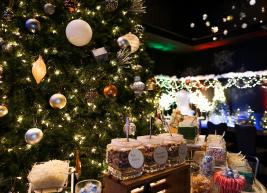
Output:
[
  {"xmin": 44, "ymin": 3, "xmax": 56, "ymax": 15},
  {"xmin": 117, "ymin": 33, "xmax": 140, "ymax": 53},
  {"xmin": 25, "ymin": 18, "xmax": 41, "ymax": 33},
  {"xmin": 123, "ymin": 120, "xmax": 136, "ymax": 135},
  {"xmin": 105, "ymin": 0, "xmax": 118, "ymax": 12},
  {"xmin": 146, "ymin": 77, "xmax": 157, "ymax": 91},
  {"xmin": 3, "ymin": 0, "xmax": 15, "ymax": 21},
  {"xmin": 49, "ymin": 93, "xmax": 67, "ymax": 109},
  {"xmin": 103, "ymin": 84, "xmax": 118, "ymax": 97},
  {"xmin": 130, "ymin": 76, "xmax": 145, "ymax": 96},
  {"xmin": 64, "ymin": 0, "xmax": 78, "ymax": 13},
  {"xmin": 85, "ymin": 89, "xmax": 99, "ymax": 103},
  {"xmin": 25, "ymin": 128, "xmax": 43, "ymax": 145},
  {"xmin": 32, "ymin": 55, "xmax": 47, "ymax": 84},
  {"xmin": 0, "ymin": 104, "xmax": 8, "ymax": 117},
  {"xmin": 66, "ymin": 19, "xmax": 93, "ymax": 46}
]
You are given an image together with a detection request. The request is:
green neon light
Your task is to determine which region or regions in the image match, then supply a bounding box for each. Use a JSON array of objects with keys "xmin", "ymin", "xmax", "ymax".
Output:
[{"xmin": 146, "ymin": 42, "xmax": 175, "ymax": 52}]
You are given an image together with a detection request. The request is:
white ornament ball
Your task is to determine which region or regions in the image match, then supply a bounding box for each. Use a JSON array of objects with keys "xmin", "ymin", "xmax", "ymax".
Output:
[
  {"xmin": 25, "ymin": 128, "xmax": 43, "ymax": 145},
  {"xmin": 66, "ymin": 19, "xmax": 93, "ymax": 46}
]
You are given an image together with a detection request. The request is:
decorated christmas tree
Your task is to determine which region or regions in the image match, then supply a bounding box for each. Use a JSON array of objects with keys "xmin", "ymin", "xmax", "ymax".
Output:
[{"xmin": 0, "ymin": 0, "xmax": 158, "ymax": 191}]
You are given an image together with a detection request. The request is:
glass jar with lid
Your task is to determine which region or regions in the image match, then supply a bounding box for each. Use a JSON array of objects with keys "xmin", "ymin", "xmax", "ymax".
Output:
[
  {"xmin": 158, "ymin": 133, "xmax": 187, "ymax": 166},
  {"xmin": 106, "ymin": 138, "xmax": 145, "ymax": 180},
  {"xmin": 137, "ymin": 135, "xmax": 168, "ymax": 173}
]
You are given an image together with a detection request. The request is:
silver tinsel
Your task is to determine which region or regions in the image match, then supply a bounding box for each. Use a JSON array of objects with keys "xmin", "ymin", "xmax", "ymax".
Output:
[
  {"xmin": 116, "ymin": 48, "xmax": 133, "ymax": 65},
  {"xmin": 129, "ymin": 0, "xmax": 146, "ymax": 14}
]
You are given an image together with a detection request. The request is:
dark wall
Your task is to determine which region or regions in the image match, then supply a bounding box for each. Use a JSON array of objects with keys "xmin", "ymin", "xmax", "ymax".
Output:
[{"xmin": 150, "ymin": 37, "xmax": 267, "ymax": 76}]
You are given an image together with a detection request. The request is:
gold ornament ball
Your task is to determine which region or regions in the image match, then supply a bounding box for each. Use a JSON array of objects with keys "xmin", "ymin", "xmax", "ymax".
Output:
[
  {"xmin": 49, "ymin": 93, "xmax": 67, "ymax": 109},
  {"xmin": 103, "ymin": 84, "xmax": 118, "ymax": 97},
  {"xmin": 0, "ymin": 105, "xmax": 8, "ymax": 117}
]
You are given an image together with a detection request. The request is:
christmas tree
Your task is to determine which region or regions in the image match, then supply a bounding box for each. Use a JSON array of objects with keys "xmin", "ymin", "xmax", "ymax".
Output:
[{"xmin": 0, "ymin": 0, "xmax": 158, "ymax": 191}]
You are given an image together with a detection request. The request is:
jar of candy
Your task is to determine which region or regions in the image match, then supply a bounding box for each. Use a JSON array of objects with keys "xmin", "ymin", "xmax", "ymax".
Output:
[
  {"xmin": 106, "ymin": 138, "xmax": 145, "ymax": 180},
  {"xmin": 158, "ymin": 133, "xmax": 187, "ymax": 166},
  {"xmin": 137, "ymin": 135, "xmax": 168, "ymax": 173},
  {"xmin": 206, "ymin": 143, "xmax": 226, "ymax": 166}
]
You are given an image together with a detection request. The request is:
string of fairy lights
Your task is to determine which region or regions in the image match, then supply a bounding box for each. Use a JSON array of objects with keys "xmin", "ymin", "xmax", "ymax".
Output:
[{"xmin": 156, "ymin": 70, "xmax": 267, "ymax": 94}]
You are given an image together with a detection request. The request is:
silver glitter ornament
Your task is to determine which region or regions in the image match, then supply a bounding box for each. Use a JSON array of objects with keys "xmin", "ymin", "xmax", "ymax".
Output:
[
  {"xmin": 25, "ymin": 128, "xmax": 43, "ymax": 145},
  {"xmin": 130, "ymin": 76, "xmax": 145, "ymax": 96},
  {"xmin": 105, "ymin": 0, "xmax": 118, "ymax": 12},
  {"xmin": 44, "ymin": 3, "xmax": 56, "ymax": 15}
]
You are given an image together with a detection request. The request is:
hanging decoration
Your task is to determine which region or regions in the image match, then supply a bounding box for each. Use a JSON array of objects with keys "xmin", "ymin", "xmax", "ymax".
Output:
[
  {"xmin": 66, "ymin": 19, "xmax": 93, "ymax": 47},
  {"xmin": 103, "ymin": 84, "xmax": 118, "ymax": 97},
  {"xmin": 146, "ymin": 77, "xmax": 157, "ymax": 91},
  {"xmin": 0, "ymin": 104, "xmax": 8, "ymax": 117},
  {"xmin": 49, "ymin": 93, "xmax": 67, "ymax": 109},
  {"xmin": 85, "ymin": 89, "xmax": 99, "ymax": 103},
  {"xmin": 44, "ymin": 3, "xmax": 56, "ymax": 15},
  {"xmin": 25, "ymin": 128, "xmax": 43, "ymax": 145},
  {"xmin": 130, "ymin": 76, "xmax": 145, "ymax": 96},
  {"xmin": 116, "ymin": 48, "xmax": 133, "ymax": 65},
  {"xmin": 25, "ymin": 19, "xmax": 41, "ymax": 33},
  {"xmin": 156, "ymin": 70, "xmax": 267, "ymax": 94},
  {"xmin": 64, "ymin": 0, "xmax": 78, "ymax": 13},
  {"xmin": 129, "ymin": 0, "xmax": 146, "ymax": 14},
  {"xmin": 32, "ymin": 55, "xmax": 47, "ymax": 84},
  {"xmin": 3, "ymin": 0, "xmax": 15, "ymax": 21},
  {"xmin": 117, "ymin": 33, "xmax": 140, "ymax": 53},
  {"xmin": 105, "ymin": 0, "xmax": 118, "ymax": 12}
]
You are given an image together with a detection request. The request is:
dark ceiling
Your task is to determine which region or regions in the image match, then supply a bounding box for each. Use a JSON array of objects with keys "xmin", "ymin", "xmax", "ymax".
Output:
[{"xmin": 143, "ymin": 0, "xmax": 267, "ymax": 47}]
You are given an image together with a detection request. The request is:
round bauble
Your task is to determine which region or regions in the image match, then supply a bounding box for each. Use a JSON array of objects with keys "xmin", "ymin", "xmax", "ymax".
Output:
[
  {"xmin": 44, "ymin": 3, "xmax": 56, "ymax": 15},
  {"xmin": 25, "ymin": 18, "xmax": 41, "ymax": 33},
  {"xmin": 117, "ymin": 33, "xmax": 140, "ymax": 53},
  {"xmin": 0, "ymin": 105, "xmax": 8, "ymax": 117},
  {"xmin": 64, "ymin": 0, "xmax": 78, "ymax": 13},
  {"xmin": 49, "ymin": 93, "xmax": 67, "ymax": 109},
  {"xmin": 3, "ymin": 8, "xmax": 14, "ymax": 21},
  {"xmin": 103, "ymin": 84, "xmax": 118, "ymax": 97},
  {"xmin": 124, "ymin": 122, "xmax": 136, "ymax": 135},
  {"xmin": 25, "ymin": 128, "xmax": 43, "ymax": 145},
  {"xmin": 66, "ymin": 19, "xmax": 93, "ymax": 46}
]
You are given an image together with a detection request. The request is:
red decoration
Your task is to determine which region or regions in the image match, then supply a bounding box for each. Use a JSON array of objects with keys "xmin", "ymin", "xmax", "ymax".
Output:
[
  {"xmin": 214, "ymin": 171, "xmax": 245, "ymax": 193},
  {"xmin": 64, "ymin": 0, "xmax": 78, "ymax": 13},
  {"xmin": 185, "ymin": 79, "xmax": 190, "ymax": 84}
]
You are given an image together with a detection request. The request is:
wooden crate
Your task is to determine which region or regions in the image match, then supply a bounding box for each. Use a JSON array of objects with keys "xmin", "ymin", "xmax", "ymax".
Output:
[{"xmin": 103, "ymin": 163, "xmax": 190, "ymax": 193}]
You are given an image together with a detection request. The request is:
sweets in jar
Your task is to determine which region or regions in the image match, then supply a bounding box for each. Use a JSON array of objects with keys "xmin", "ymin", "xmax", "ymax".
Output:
[
  {"xmin": 192, "ymin": 174, "xmax": 212, "ymax": 193},
  {"xmin": 158, "ymin": 133, "xmax": 187, "ymax": 166},
  {"xmin": 137, "ymin": 135, "xmax": 168, "ymax": 173},
  {"xmin": 206, "ymin": 142, "xmax": 226, "ymax": 166},
  {"xmin": 106, "ymin": 138, "xmax": 145, "ymax": 180}
]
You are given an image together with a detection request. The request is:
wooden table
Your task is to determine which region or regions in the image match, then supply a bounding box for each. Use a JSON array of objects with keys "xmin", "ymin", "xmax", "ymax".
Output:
[{"xmin": 103, "ymin": 164, "xmax": 190, "ymax": 193}]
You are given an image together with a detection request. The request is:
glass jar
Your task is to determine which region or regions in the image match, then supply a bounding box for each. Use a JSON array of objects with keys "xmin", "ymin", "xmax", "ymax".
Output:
[
  {"xmin": 158, "ymin": 133, "xmax": 186, "ymax": 166},
  {"xmin": 137, "ymin": 135, "xmax": 167, "ymax": 173},
  {"xmin": 106, "ymin": 138, "xmax": 144, "ymax": 180},
  {"xmin": 206, "ymin": 143, "xmax": 226, "ymax": 166},
  {"xmin": 75, "ymin": 179, "xmax": 102, "ymax": 193}
]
